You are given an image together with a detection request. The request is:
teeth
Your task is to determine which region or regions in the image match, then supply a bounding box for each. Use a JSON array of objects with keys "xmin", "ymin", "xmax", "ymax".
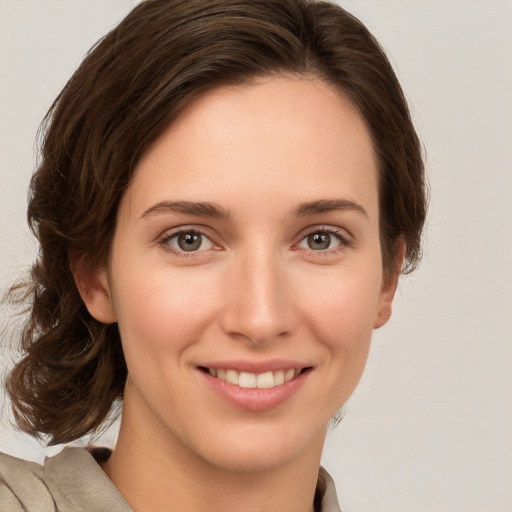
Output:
[
  {"xmin": 239, "ymin": 372, "xmax": 256, "ymax": 388},
  {"xmin": 225, "ymin": 369, "xmax": 239, "ymax": 385},
  {"xmin": 274, "ymin": 370, "xmax": 285, "ymax": 386},
  {"xmin": 207, "ymin": 367, "xmax": 304, "ymax": 389},
  {"xmin": 285, "ymin": 369, "xmax": 296, "ymax": 382},
  {"xmin": 256, "ymin": 371, "xmax": 274, "ymax": 389}
]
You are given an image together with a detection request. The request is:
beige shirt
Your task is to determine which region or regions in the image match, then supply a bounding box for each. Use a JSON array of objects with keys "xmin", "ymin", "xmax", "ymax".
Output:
[{"xmin": 0, "ymin": 448, "xmax": 342, "ymax": 512}]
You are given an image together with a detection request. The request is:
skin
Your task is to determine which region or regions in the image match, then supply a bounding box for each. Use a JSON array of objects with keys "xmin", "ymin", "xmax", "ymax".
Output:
[{"xmin": 76, "ymin": 77, "xmax": 401, "ymax": 512}]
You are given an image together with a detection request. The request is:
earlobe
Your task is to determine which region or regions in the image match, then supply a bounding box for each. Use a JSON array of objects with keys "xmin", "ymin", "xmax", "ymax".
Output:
[
  {"xmin": 373, "ymin": 242, "xmax": 406, "ymax": 329},
  {"xmin": 373, "ymin": 282, "xmax": 397, "ymax": 329},
  {"xmin": 70, "ymin": 256, "xmax": 117, "ymax": 324}
]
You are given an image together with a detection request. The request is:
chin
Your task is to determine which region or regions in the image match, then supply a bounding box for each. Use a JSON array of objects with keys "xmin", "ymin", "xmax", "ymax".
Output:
[{"xmin": 187, "ymin": 421, "xmax": 327, "ymax": 474}]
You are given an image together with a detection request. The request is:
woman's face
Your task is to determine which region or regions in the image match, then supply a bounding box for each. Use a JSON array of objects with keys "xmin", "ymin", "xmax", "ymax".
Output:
[{"xmin": 86, "ymin": 77, "xmax": 399, "ymax": 472}]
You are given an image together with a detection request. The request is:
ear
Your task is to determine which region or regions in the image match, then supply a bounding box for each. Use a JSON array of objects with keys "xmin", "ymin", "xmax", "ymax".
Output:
[
  {"xmin": 373, "ymin": 241, "xmax": 406, "ymax": 329},
  {"xmin": 70, "ymin": 256, "xmax": 117, "ymax": 324}
]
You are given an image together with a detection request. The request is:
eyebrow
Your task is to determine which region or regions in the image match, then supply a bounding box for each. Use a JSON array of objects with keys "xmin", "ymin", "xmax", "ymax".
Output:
[
  {"xmin": 293, "ymin": 199, "xmax": 368, "ymax": 219},
  {"xmin": 140, "ymin": 200, "xmax": 232, "ymax": 220},
  {"xmin": 140, "ymin": 198, "xmax": 367, "ymax": 221}
]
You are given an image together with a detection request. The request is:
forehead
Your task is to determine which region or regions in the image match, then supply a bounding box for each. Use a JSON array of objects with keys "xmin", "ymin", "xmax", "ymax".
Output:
[{"xmin": 124, "ymin": 77, "xmax": 379, "ymax": 221}]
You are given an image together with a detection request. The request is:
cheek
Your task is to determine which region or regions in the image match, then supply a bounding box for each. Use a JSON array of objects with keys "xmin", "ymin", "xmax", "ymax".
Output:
[
  {"xmin": 297, "ymin": 266, "xmax": 382, "ymax": 408},
  {"xmin": 296, "ymin": 263, "xmax": 383, "ymax": 347},
  {"xmin": 111, "ymin": 260, "xmax": 220, "ymax": 357}
]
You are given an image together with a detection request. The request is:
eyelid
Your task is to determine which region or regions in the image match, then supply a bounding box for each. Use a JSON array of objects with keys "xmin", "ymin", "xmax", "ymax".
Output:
[
  {"xmin": 294, "ymin": 225, "xmax": 354, "ymax": 253},
  {"xmin": 156, "ymin": 223, "xmax": 353, "ymax": 258},
  {"xmin": 157, "ymin": 225, "xmax": 222, "ymax": 256}
]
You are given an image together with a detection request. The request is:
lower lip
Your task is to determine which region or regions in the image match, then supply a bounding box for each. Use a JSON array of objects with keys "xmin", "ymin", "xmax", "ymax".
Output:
[{"xmin": 199, "ymin": 369, "xmax": 311, "ymax": 412}]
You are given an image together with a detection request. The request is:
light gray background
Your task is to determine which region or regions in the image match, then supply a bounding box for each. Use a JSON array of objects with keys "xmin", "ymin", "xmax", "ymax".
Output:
[{"xmin": 1, "ymin": 1, "xmax": 511, "ymax": 511}]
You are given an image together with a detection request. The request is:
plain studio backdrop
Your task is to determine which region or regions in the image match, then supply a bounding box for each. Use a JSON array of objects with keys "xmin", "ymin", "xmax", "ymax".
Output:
[{"xmin": 1, "ymin": 1, "xmax": 511, "ymax": 511}]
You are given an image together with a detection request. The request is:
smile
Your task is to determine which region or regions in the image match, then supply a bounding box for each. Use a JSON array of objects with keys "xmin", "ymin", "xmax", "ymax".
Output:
[
  {"xmin": 201, "ymin": 367, "xmax": 307, "ymax": 389},
  {"xmin": 198, "ymin": 364, "xmax": 312, "ymax": 411}
]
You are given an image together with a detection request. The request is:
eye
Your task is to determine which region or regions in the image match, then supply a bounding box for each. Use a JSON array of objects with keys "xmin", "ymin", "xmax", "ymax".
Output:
[
  {"xmin": 163, "ymin": 230, "xmax": 214, "ymax": 253},
  {"xmin": 297, "ymin": 229, "xmax": 347, "ymax": 252}
]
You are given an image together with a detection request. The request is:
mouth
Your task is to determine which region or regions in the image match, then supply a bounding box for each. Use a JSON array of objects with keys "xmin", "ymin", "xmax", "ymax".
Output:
[
  {"xmin": 197, "ymin": 363, "xmax": 313, "ymax": 411},
  {"xmin": 198, "ymin": 366, "xmax": 312, "ymax": 389}
]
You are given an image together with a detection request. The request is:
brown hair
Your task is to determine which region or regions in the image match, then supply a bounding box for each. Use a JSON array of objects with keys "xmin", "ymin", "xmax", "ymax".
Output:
[{"xmin": 5, "ymin": 0, "xmax": 426, "ymax": 444}]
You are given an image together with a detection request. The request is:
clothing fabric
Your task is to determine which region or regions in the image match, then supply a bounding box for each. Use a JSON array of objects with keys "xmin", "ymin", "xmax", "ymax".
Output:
[{"xmin": 0, "ymin": 447, "xmax": 342, "ymax": 512}]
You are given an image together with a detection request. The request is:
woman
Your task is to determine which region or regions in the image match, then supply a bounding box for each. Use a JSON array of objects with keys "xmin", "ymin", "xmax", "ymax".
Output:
[{"xmin": 0, "ymin": 0, "xmax": 426, "ymax": 510}]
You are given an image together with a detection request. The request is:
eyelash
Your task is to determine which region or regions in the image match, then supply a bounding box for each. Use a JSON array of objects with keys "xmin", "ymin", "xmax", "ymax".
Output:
[
  {"xmin": 297, "ymin": 226, "xmax": 353, "ymax": 256},
  {"xmin": 158, "ymin": 225, "xmax": 353, "ymax": 258},
  {"xmin": 158, "ymin": 227, "xmax": 218, "ymax": 258}
]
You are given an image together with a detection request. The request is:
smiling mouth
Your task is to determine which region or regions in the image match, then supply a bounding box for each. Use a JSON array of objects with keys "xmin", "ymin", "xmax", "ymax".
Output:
[{"xmin": 198, "ymin": 367, "xmax": 312, "ymax": 389}]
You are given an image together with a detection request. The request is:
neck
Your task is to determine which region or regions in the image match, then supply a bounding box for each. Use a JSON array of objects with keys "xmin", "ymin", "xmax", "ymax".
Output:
[{"xmin": 102, "ymin": 385, "xmax": 326, "ymax": 512}]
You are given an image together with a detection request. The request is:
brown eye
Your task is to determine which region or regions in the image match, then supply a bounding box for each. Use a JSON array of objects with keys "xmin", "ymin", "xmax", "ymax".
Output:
[
  {"xmin": 297, "ymin": 229, "xmax": 345, "ymax": 252},
  {"xmin": 177, "ymin": 232, "xmax": 202, "ymax": 251},
  {"xmin": 165, "ymin": 230, "xmax": 214, "ymax": 253},
  {"xmin": 307, "ymin": 232, "xmax": 332, "ymax": 250}
]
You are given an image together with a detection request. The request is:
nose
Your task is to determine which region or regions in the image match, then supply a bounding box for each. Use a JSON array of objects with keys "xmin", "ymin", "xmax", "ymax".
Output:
[{"xmin": 218, "ymin": 245, "xmax": 297, "ymax": 345}]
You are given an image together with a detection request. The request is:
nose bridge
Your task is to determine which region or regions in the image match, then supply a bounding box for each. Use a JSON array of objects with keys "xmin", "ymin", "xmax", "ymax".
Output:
[{"xmin": 219, "ymin": 241, "xmax": 295, "ymax": 344}]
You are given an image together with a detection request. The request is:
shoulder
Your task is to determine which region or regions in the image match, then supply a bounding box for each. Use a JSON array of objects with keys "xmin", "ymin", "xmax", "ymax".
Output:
[
  {"xmin": 0, "ymin": 448, "xmax": 131, "ymax": 512},
  {"xmin": 0, "ymin": 451, "xmax": 58, "ymax": 511},
  {"xmin": 317, "ymin": 466, "xmax": 342, "ymax": 512}
]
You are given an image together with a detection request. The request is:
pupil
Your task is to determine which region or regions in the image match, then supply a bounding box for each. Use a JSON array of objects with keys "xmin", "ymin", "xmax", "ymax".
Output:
[
  {"xmin": 178, "ymin": 232, "xmax": 201, "ymax": 251},
  {"xmin": 308, "ymin": 232, "xmax": 330, "ymax": 250}
]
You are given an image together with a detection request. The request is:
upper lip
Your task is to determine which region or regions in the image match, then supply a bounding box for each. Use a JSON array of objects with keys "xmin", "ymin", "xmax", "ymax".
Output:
[{"xmin": 197, "ymin": 359, "xmax": 312, "ymax": 374}]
